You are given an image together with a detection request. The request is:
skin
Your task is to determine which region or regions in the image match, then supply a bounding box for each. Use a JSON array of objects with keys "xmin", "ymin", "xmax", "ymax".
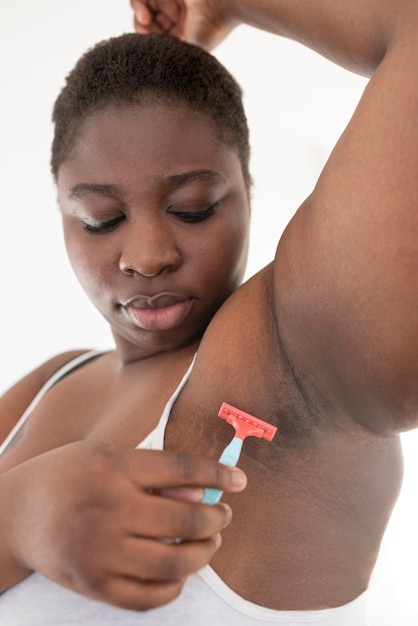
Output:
[
  {"xmin": 0, "ymin": 103, "xmax": 250, "ymax": 608},
  {"xmin": 59, "ymin": 103, "xmax": 250, "ymax": 363},
  {"xmin": 2, "ymin": 0, "xmax": 418, "ymax": 614}
]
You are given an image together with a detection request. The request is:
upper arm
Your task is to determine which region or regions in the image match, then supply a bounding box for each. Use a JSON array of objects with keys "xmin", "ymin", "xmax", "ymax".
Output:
[
  {"xmin": 0, "ymin": 350, "xmax": 89, "ymax": 445},
  {"xmin": 273, "ymin": 11, "xmax": 418, "ymax": 433}
]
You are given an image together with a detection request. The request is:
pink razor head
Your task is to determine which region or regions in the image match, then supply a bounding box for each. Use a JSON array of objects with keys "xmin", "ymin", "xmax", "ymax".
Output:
[{"xmin": 218, "ymin": 402, "xmax": 278, "ymax": 442}]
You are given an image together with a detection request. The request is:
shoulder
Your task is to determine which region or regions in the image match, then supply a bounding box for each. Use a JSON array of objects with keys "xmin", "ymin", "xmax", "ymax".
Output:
[{"xmin": 0, "ymin": 349, "xmax": 93, "ymax": 444}]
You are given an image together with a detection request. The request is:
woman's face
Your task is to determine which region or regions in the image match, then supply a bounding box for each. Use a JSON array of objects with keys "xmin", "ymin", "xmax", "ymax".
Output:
[{"xmin": 58, "ymin": 102, "xmax": 250, "ymax": 361}]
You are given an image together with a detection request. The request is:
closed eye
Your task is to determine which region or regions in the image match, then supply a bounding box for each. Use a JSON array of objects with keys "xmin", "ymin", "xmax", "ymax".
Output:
[
  {"xmin": 82, "ymin": 215, "xmax": 125, "ymax": 234},
  {"xmin": 169, "ymin": 202, "xmax": 220, "ymax": 223}
]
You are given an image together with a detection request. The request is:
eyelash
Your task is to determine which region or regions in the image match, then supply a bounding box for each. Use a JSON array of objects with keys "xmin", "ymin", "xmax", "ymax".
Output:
[
  {"xmin": 169, "ymin": 202, "xmax": 219, "ymax": 223},
  {"xmin": 82, "ymin": 202, "xmax": 219, "ymax": 234},
  {"xmin": 82, "ymin": 215, "xmax": 125, "ymax": 234}
]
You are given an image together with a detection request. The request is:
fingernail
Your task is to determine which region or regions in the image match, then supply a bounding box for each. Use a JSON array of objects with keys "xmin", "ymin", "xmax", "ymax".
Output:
[{"xmin": 229, "ymin": 468, "xmax": 247, "ymax": 489}]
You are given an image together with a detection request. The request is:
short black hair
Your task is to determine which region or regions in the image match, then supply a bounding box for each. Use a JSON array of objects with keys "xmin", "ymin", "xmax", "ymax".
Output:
[{"xmin": 51, "ymin": 33, "xmax": 251, "ymax": 188}]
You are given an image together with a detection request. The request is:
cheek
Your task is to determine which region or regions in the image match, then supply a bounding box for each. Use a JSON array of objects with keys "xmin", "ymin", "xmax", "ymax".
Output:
[
  {"xmin": 63, "ymin": 231, "xmax": 110, "ymax": 298},
  {"xmin": 191, "ymin": 218, "xmax": 249, "ymax": 290}
]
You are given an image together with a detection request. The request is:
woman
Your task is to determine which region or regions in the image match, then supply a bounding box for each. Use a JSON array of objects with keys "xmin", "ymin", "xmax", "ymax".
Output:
[{"xmin": 1, "ymin": 0, "xmax": 418, "ymax": 623}]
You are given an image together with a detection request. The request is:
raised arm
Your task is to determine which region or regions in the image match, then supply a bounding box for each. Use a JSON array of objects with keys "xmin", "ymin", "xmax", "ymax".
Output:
[
  {"xmin": 132, "ymin": 0, "xmax": 418, "ymax": 434},
  {"xmin": 264, "ymin": 0, "xmax": 418, "ymax": 434},
  {"xmin": 131, "ymin": 0, "xmax": 401, "ymax": 73}
]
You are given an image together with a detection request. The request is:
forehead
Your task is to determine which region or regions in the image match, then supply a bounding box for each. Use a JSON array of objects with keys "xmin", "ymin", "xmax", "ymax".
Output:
[{"xmin": 58, "ymin": 102, "xmax": 244, "ymax": 196}]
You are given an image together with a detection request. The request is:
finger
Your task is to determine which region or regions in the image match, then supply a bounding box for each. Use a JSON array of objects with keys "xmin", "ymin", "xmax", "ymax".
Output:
[
  {"xmin": 131, "ymin": 0, "xmax": 166, "ymax": 35},
  {"xmin": 133, "ymin": 0, "xmax": 185, "ymax": 37},
  {"xmin": 126, "ymin": 449, "xmax": 247, "ymax": 493},
  {"xmin": 130, "ymin": 0, "xmax": 152, "ymax": 26},
  {"xmin": 155, "ymin": 11, "xmax": 175, "ymax": 33},
  {"xmin": 110, "ymin": 533, "xmax": 222, "ymax": 582},
  {"xmin": 133, "ymin": 13, "xmax": 164, "ymax": 36},
  {"xmin": 168, "ymin": 23, "xmax": 184, "ymax": 38},
  {"xmin": 100, "ymin": 574, "xmax": 186, "ymax": 611},
  {"xmin": 128, "ymin": 491, "xmax": 232, "ymax": 540},
  {"xmin": 134, "ymin": 20, "xmax": 165, "ymax": 34},
  {"xmin": 155, "ymin": 0, "xmax": 186, "ymax": 30},
  {"xmin": 157, "ymin": 486, "xmax": 204, "ymax": 503},
  {"xmin": 148, "ymin": 0, "xmax": 184, "ymax": 22}
]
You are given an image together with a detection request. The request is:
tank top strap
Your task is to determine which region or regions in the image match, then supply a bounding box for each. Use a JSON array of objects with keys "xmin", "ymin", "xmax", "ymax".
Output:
[
  {"xmin": 0, "ymin": 350, "xmax": 103, "ymax": 456},
  {"xmin": 137, "ymin": 353, "xmax": 197, "ymax": 451}
]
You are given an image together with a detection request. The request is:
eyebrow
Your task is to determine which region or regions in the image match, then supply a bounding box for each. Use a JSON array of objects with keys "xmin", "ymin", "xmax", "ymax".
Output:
[
  {"xmin": 68, "ymin": 170, "xmax": 225, "ymax": 199},
  {"xmin": 69, "ymin": 183, "xmax": 120, "ymax": 199},
  {"xmin": 161, "ymin": 169, "xmax": 225, "ymax": 190}
]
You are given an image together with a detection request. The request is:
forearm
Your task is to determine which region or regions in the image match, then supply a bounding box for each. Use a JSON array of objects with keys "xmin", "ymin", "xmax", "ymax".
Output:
[{"xmin": 225, "ymin": 0, "xmax": 411, "ymax": 75}]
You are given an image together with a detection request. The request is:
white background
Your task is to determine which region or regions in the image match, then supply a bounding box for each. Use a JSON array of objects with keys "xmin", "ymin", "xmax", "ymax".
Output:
[{"xmin": 0, "ymin": 1, "xmax": 417, "ymax": 623}]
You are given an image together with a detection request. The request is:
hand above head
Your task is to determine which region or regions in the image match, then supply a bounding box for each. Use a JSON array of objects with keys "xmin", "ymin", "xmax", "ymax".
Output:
[
  {"xmin": 0, "ymin": 440, "xmax": 246, "ymax": 610},
  {"xmin": 130, "ymin": 0, "xmax": 238, "ymax": 50}
]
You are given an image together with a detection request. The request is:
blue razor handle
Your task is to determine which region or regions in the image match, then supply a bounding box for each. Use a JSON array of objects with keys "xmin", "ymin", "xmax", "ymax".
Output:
[{"xmin": 201, "ymin": 437, "xmax": 243, "ymax": 505}]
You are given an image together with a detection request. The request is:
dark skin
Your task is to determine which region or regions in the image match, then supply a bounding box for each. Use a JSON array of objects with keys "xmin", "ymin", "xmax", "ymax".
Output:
[
  {"xmin": 166, "ymin": 277, "xmax": 403, "ymax": 608},
  {"xmin": 2, "ymin": 0, "xmax": 418, "ymax": 613},
  {"xmin": 0, "ymin": 103, "xmax": 250, "ymax": 608}
]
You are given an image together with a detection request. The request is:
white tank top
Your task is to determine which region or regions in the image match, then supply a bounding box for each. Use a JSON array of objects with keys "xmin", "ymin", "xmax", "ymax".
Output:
[{"xmin": 0, "ymin": 352, "xmax": 369, "ymax": 625}]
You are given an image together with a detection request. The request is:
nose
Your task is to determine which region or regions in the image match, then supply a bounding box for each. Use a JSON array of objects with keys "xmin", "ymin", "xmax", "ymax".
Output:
[{"xmin": 118, "ymin": 218, "xmax": 182, "ymax": 278}]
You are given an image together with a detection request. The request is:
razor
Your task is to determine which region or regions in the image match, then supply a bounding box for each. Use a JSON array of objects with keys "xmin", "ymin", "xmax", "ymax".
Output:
[{"xmin": 202, "ymin": 402, "xmax": 278, "ymax": 505}]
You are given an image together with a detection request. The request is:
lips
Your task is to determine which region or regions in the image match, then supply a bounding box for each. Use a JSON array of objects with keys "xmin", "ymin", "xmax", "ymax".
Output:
[{"xmin": 121, "ymin": 293, "xmax": 193, "ymax": 331}]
